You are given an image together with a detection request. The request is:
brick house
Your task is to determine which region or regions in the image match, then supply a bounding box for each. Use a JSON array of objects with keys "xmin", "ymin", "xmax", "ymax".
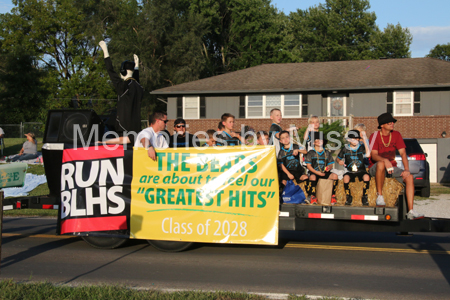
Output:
[{"xmin": 151, "ymin": 57, "xmax": 450, "ymax": 183}]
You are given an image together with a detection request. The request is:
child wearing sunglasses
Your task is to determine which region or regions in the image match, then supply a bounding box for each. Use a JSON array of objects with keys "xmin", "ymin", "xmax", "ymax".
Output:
[{"xmin": 169, "ymin": 118, "xmax": 199, "ymax": 148}]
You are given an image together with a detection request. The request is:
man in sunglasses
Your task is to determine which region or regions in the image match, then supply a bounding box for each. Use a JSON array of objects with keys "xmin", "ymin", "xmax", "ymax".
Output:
[
  {"xmin": 169, "ymin": 118, "xmax": 199, "ymax": 148},
  {"xmin": 135, "ymin": 111, "xmax": 169, "ymax": 160},
  {"xmin": 99, "ymin": 40, "xmax": 143, "ymax": 145}
]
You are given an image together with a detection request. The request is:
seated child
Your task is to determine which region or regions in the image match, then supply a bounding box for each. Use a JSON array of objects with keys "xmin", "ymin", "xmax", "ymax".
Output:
[
  {"xmin": 353, "ymin": 123, "xmax": 371, "ymax": 167},
  {"xmin": 215, "ymin": 113, "xmax": 245, "ymax": 146},
  {"xmin": 269, "ymin": 108, "xmax": 297, "ymax": 155},
  {"xmin": 203, "ymin": 129, "xmax": 216, "ymax": 147},
  {"xmin": 277, "ymin": 131, "xmax": 308, "ymax": 186},
  {"xmin": 217, "ymin": 121, "xmax": 224, "ymax": 134},
  {"xmin": 257, "ymin": 131, "xmax": 269, "ymax": 145},
  {"xmin": 304, "ymin": 132, "xmax": 338, "ymax": 204},
  {"xmin": 336, "ymin": 130, "xmax": 371, "ymax": 206},
  {"xmin": 304, "ymin": 115, "xmax": 320, "ymax": 151}
]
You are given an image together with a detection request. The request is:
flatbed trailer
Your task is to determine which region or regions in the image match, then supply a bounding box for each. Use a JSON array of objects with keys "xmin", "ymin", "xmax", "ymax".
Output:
[{"xmin": 2, "ymin": 109, "xmax": 450, "ymax": 252}]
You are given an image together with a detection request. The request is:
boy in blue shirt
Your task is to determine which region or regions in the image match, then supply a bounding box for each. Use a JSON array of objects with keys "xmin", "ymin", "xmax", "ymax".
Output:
[
  {"xmin": 277, "ymin": 131, "xmax": 308, "ymax": 187},
  {"xmin": 304, "ymin": 132, "xmax": 338, "ymax": 204},
  {"xmin": 337, "ymin": 130, "xmax": 371, "ymax": 206}
]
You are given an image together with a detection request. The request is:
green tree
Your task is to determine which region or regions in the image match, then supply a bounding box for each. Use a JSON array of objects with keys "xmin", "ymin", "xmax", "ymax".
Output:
[
  {"xmin": 191, "ymin": 0, "xmax": 299, "ymax": 76},
  {"xmin": 427, "ymin": 43, "xmax": 450, "ymax": 61},
  {"xmin": 290, "ymin": 0, "xmax": 377, "ymax": 62},
  {"xmin": 96, "ymin": 0, "xmax": 208, "ymax": 114},
  {"xmin": 289, "ymin": 0, "xmax": 412, "ymax": 62},
  {"xmin": 0, "ymin": 0, "xmax": 116, "ymax": 122},
  {"xmin": 0, "ymin": 47, "xmax": 49, "ymax": 123},
  {"xmin": 371, "ymin": 23, "xmax": 412, "ymax": 59}
]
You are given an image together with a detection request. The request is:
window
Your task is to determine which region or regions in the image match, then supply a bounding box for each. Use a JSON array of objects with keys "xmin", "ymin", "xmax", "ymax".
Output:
[
  {"xmin": 327, "ymin": 95, "xmax": 346, "ymax": 117},
  {"xmin": 247, "ymin": 95, "xmax": 263, "ymax": 117},
  {"xmin": 245, "ymin": 94, "xmax": 302, "ymax": 118},
  {"xmin": 284, "ymin": 95, "xmax": 301, "ymax": 117},
  {"xmin": 183, "ymin": 96, "xmax": 200, "ymax": 119},
  {"xmin": 393, "ymin": 91, "xmax": 413, "ymax": 116}
]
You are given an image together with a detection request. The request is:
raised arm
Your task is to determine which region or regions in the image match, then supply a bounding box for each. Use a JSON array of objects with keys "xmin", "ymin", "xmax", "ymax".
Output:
[
  {"xmin": 99, "ymin": 41, "xmax": 109, "ymax": 58},
  {"xmin": 99, "ymin": 41, "xmax": 124, "ymax": 94},
  {"xmin": 361, "ymin": 131, "xmax": 371, "ymax": 157},
  {"xmin": 133, "ymin": 54, "xmax": 140, "ymax": 82}
]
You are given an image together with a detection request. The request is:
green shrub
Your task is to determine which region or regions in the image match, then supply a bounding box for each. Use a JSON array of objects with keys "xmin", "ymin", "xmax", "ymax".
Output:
[{"xmin": 297, "ymin": 120, "xmax": 346, "ymax": 151}]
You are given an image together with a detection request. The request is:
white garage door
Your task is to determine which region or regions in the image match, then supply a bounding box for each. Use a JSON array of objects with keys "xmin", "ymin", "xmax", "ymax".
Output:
[{"xmin": 421, "ymin": 144, "xmax": 437, "ymax": 183}]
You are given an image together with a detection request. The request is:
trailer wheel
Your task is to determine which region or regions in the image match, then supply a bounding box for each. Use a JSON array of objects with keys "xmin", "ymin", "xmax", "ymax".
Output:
[
  {"xmin": 82, "ymin": 236, "xmax": 128, "ymax": 249},
  {"xmin": 420, "ymin": 185, "xmax": 430, "ymax": 198},
  {"xmin": 147, "ymin": 240, "xmax": 193, "ymax": 252}
]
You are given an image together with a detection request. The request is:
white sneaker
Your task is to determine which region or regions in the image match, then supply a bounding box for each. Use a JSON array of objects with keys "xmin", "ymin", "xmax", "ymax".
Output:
[
  {"xmin": 407, "ymin": 210, "xmax": 424, "ymax": 220},
  {"xmin": 376, "ymin": 194, "xmax": 386, "ymax": 206}
]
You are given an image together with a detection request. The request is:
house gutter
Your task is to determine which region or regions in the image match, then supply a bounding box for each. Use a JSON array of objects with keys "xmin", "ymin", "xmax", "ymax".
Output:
[{"xmin": 150, "ymin": 84, "xmax": 450, "ymax": 95}]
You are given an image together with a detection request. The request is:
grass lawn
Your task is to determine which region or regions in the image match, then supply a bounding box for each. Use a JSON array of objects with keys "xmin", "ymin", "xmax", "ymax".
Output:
[
  {"xmin": 2, "ymin": 138, "xmax": 52, "ymax": 216},
  {"xmin": 0, "ymin": 280, "xmax": 339, "ymax": 300},
  {"xmin": 415, "ymin": 185, "xmax": 450, "ymax": 200},
  {"xmin": 2, "ymin": 137, "xmax": 44, "ymax": 157}
]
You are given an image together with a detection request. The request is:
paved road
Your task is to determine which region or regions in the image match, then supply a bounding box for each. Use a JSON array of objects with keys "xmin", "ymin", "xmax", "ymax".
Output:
[{"xmin": 1, "ymin": 217, "xmax": 450, "ymax": 299}]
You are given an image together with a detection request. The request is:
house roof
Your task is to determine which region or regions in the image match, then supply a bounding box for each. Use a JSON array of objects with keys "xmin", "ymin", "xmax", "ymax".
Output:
[{"xmin": 151, "ymin": 58, "xmax": 450, "ymax": 95}]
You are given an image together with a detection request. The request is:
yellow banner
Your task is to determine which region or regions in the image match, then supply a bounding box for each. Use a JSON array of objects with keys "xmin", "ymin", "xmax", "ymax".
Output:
[{"xmin": 130, "ymin": 146, "xmax": 279, "ymax": 245}]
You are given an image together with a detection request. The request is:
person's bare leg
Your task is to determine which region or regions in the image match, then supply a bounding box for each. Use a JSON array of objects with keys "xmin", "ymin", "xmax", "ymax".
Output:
[
  {"xmin": 344, "ymin": 175, "xmax": 350, "ymax": 184},
  {"xmin": 405, "ymin": 174, "xmax": 415, "ymax": 211},
  {"xmin": 375, "ymin": 161, "xmax": 385, "ymax": 195},
  {"xmin": 99, "ymin": 136, "xmax": 130, "ymax": 144}
]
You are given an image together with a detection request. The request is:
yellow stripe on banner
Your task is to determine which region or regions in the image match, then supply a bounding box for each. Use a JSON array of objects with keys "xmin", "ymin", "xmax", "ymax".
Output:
[
  {"xmin": 2, "ymin": 233, "xmax": 76, "ymax": 239},
  {"xmin": 284, "ymin": 243, "xmax": 450, "ymax": 255}
]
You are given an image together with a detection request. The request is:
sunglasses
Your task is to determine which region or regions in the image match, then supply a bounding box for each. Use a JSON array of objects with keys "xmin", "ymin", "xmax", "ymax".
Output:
[
  {"xmin": 176, "ymin": 124, "xmax": 186, "ymax": 128},
  {"xmin": 158, "ymin": 119, "xmax": 169, "ymax": 124}
]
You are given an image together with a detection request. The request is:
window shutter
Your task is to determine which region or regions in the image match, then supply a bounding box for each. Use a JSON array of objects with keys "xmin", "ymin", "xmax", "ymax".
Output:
[
  {"xmin": 302, "ymin": 94, "xmax": 308, "ymax": 117},
  {"xmin": 239, "ymin": 95, "xmax": 246, "ymax": 118},
  {"xmin": 414, "ymin": 90, "xmax": 421, "ymax": 114},
  {"xmin": 387, "ymin": 91, "xmax": 393, "ymax": 103},
  {"xmin": 177, "ymin": 97, "xmax": 182, "ymax": 118},
  {"xmin": 200, "ymin": 96, "xmax": 206, "ymax": 118},
  {"xmin": 387, "ymin": 91, "xmax": 393, "ymax": 114}
]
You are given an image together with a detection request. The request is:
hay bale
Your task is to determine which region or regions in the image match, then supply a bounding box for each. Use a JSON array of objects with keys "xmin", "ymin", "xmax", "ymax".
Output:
[
  {"xmin": 295, "ymin": 177, "xmax": 403, "ymax": 207},
  {"xmin": 295, "ymin": 180, "xmax": 307, "ymax": 194}
]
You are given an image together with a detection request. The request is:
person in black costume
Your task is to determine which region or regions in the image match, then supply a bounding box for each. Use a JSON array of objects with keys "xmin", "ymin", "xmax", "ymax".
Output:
[{"xmin": 99, "ymin": 40, "xmax": 143, "ymax": 145}]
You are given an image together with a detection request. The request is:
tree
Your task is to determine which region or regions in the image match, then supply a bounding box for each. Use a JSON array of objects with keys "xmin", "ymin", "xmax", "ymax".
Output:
[
  {"xmin": 95, "ymin": 0, "xmax": 209, "ymax": 114},
  {"xmin": 289, "ymin": 0, "xmax": 412, "ymax": 62},
  {"xmin": 0, "ymin": 0, "xmax": 116, "ymax": 122},
  {"xmin": 0, "ymin": 47, "xmax": 48, "ymax": 123},
  {"xmin": 427, "ymin": 43, "xmax": 450, "ymax": 61},
  {"xmin": 190, "ymin": 0, "xmax": 299, "ymax": 76},
  {"xmin": 290, "ymin": 0, "xmax": 378, "ymax": 62},
  {"xmin": 371, "ymin": 23, "xmax": 412, "ymax": 59}
]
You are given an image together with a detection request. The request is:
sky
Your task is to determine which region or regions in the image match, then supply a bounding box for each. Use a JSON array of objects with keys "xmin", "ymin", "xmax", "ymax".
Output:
[
  {"xmin": 272, "ymin": 0, "xmax": 450, "ymax": 57},
  {"xmin": 0, "ymin": 0, "xmax": 449, "ymax": 58}
]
